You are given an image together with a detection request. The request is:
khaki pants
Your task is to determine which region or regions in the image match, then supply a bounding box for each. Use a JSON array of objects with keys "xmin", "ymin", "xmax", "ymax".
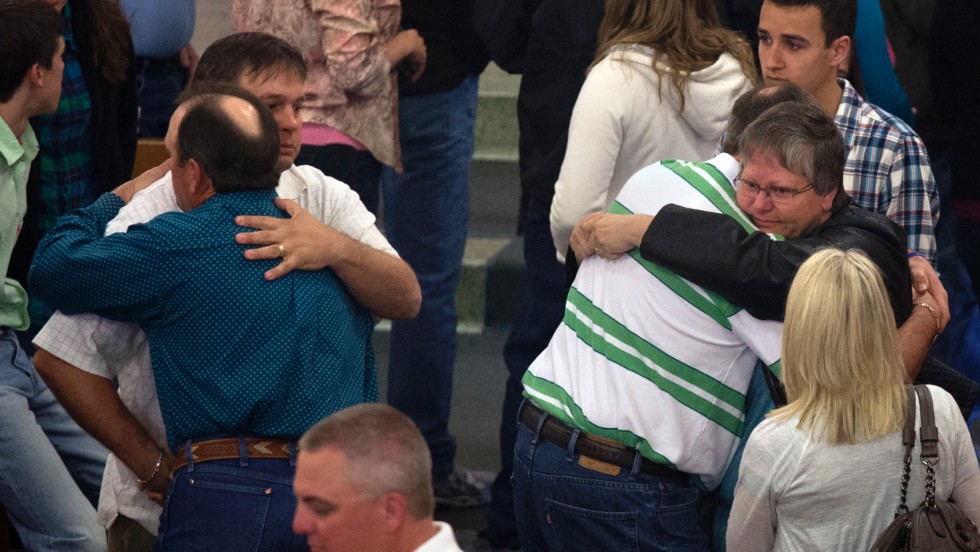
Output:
[{"xmin": 108, "ymin": 515, "xmax": 155, "ymax": 552}]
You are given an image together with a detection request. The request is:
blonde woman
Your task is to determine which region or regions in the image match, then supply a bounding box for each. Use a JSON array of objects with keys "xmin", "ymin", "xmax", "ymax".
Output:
[
  {"xmin": 728, "ymin": 248, "xmax": 980, "ymax": 551},
  {"xmin": 549, "ymin": 0, "xmax": 757, "ymax": 261}
]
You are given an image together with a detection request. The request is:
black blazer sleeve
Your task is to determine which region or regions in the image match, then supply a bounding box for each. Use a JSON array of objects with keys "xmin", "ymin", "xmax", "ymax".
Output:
[{"xmin": 639, "ymin": 203, "xmax": 912, "ymax": 324}]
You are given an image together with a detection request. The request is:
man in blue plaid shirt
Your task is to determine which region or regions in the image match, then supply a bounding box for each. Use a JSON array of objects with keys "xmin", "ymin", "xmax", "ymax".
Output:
[{"xmin": 757, "ymin": 0, "xmax": 939, "ymax": 263}]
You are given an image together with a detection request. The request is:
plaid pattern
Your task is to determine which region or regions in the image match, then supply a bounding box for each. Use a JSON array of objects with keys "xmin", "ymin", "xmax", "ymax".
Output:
[
  {"xmin": 27, "ymin": 4, "xmax": 94, "ymax": 325},
  {"xmin": 835, "ymin": 78, "xmax": 939, "ymax": 262}
]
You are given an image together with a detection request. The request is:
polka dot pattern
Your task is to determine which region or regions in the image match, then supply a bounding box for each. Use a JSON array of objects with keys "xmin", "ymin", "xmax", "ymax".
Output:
[{"xmin": 31, "ymin": 190, "xmax": 376, "ymax": 451}]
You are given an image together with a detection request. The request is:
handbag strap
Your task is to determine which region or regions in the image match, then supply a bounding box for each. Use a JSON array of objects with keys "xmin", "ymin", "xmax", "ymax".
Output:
[
  {"xmin": 913, "ymin": 385, "xmax": 940, "ymax": 508},
  {"xmin": 914, "ymin": 385, "xmax": 940, "ymax": 463},
  {"xmin": 894, "ymin": 385, "xmax": 918, "ymax": 516}
]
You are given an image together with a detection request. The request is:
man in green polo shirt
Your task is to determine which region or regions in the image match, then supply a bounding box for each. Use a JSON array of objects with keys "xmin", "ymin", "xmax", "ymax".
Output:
[{"xmin": 0, "ymin": 1, "xmax": 109, "ymax": 550}]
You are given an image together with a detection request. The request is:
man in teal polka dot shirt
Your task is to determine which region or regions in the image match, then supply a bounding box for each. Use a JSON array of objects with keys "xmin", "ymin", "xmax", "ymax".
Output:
[{"xmin": 30, "ymin": 84, "xmax": 368, "ymax": 551}]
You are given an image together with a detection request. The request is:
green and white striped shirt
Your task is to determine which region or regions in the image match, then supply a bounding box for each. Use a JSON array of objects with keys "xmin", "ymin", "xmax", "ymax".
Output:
[{"xmin": 523, "ymin": 154, "xmax": 782, "ymax": 490}]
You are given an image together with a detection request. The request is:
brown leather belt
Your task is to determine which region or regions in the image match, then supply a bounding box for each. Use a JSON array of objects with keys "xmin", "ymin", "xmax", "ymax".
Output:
[
  {"xmin": 521, "ymin": 401, "xmax": 687, "ymax": 482},
  {"xmin": 173, "ymin": 438, "xmax": 293, "ymax": 473}
]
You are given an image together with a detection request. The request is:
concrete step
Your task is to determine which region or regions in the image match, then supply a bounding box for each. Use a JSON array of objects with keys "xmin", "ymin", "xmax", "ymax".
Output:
[
  {"xmin": 475, "ymin": 64, "xmax": 519, "ymax": 162},
  {"xmin": 457, "ymin": 237, "xmax": 515, "ymax": 333},
  {"xmin": 377, "ymin": 234, "xmax": 523, "ymax": 334},
  {"xmin": 457, "ymin": 158, "xmax": 523, "ymax": 331},
  {"xmin": 475, "ymin": 94, "xmax": 519, "ymax": 162},
  {"xmin": 377, "ymin": 159, "xmax": 525, "ymax": 334}
]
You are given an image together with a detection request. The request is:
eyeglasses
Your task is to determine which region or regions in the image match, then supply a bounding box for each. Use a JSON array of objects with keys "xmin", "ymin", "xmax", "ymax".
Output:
[{"xmin": 734, "ymin": 177, "xmax": 815, "ymax": 204}]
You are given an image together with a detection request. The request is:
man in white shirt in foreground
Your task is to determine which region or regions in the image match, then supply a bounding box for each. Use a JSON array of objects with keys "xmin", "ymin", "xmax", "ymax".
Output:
[{"xmin": 293, "ymin": 403, "xmax": 463, "ymax": 552}]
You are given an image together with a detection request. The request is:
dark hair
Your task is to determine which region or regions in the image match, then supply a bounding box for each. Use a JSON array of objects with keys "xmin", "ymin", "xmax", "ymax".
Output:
[
  {"xmin": 0, "ymin": 0, "xmax": 63, "ymax": 102},
  {"xmin": 723, "ymin": 82, "xmax": 818, "ymax": 154},
  {"xmin": 738, "ymin": 101, "xmax": 848, "ymax": 209},
  {"xmin": 195, "ymin": 32, "xmax": 307, "ymax": 85},
  {"xmin": 176, "ymin": 90, "xmax": 280, "ymax": 193},
  {"xmin": 84, "ymin": 0, "xmax": 133, "ymax": 84},
  {"xmin": 766, "ymin": 0, "xmax": 856, "ymax": 45}
]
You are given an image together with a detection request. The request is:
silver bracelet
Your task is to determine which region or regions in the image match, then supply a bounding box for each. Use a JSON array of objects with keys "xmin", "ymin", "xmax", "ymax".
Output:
[
  {"xmin": 914, "ymin": 301, "xmax": 941, "ymax": 343},
  {"xmin": 138, "ymin": 448, "xmax": 164, "ymax": 488}
]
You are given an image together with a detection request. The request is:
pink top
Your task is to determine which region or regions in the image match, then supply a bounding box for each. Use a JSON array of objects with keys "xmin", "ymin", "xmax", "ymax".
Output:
[
  {"xmin": 301, "ymin": 124, "xmax": 368, "ymax": 149},
  {"xmin": 232, "ymin": 0, "xmax": 401, "ymax": 170}
]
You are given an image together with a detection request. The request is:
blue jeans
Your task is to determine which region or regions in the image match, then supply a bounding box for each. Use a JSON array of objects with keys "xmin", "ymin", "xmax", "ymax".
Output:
[
  {"xmin": 0, "ymin": 328, "xmax": 108, "ymax": 552},
  {"xmin": 136, "ymin": 65, "xmax": 188, "ymax": 138},
  {"xmin": 296, "ymin": 144, "xmax": 382, "ymax": 216},
  {"xmin": 484, "ymin": 197, "xmax": 567, "ymax": 546},
  {"xmin": 513, "ymin": 419, "xmax": 711, "ymax": 552},
  {"xmin": 154, "ymin": 450, "xmax": 308, "ymax": 552},
  {"xmin": 381, "ymin": 75, "xmax": 478, "ymax": 479}
]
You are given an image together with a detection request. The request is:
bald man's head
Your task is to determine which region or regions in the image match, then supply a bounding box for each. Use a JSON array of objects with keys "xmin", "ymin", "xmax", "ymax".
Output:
[{"xmin": 174, "ymin": 86, "xmax": 280, "ymax": 194}]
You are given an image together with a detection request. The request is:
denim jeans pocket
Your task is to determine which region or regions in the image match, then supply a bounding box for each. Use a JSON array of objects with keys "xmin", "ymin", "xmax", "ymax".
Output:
[
  {"xmin": 545, "ymin": 497, "xmax": 639, "ymax": 552},
  {"xmin": 655, "ymin": 481, "xmax": 709, "ymax": 549},
  {"xmin": 160, "ymin": 474, "xmax": 273, "ymax": 552}
]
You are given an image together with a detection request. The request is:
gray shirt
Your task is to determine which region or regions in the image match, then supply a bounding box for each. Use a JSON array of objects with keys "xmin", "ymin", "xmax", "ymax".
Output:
[{"xmin": 728, "ymin": 385, "xmax": 980, "ymax": 551}]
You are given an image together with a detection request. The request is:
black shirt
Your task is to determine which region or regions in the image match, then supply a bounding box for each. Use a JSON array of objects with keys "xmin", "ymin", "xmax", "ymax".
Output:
[{"xmin": 398, "ymin": 0, "xmax": 489, "ymax": 96}]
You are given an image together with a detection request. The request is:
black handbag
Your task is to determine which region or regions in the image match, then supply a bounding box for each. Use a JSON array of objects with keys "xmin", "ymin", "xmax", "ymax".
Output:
[{"xmin": 869, "ymin": 385, "xmax": 980, "ymax": 551}]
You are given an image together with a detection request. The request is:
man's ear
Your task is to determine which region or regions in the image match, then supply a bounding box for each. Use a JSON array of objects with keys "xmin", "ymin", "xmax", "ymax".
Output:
[
  {"xmin": 185, "ymin": 158, "xmax": 214, "ymax": 198},
  {"xmin": 28, "ymin": 63, "xmax": 45, "ymax": 87},
  {"xmin": 380, "ymin": 491, "xmax": 409, "ymax": 533},
  {"xmin": 829, "ymin": 35, "xmax": 851, "ymax": 68}
]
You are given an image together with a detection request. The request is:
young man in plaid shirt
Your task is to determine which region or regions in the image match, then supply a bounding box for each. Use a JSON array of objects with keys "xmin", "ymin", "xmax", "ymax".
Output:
[{"xmin": 756, "ymin": 0, "xmax": 939, "ymax": 263}]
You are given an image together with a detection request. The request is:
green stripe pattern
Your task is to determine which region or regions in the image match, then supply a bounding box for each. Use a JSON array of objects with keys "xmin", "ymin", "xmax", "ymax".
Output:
[
  {"xmin": 557, "ymin": 287, "xmax": 745, "ymax": 437},
  {"xmin": 525, "ymin": 158, "xmax": 785, "ymax": 472},
  {"xmin": 522, "ymin": 374, "xmax": 676, "ymax": 467}
]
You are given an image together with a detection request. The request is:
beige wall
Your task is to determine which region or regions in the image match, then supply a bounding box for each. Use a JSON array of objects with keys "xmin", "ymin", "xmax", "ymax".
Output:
[{"xmin": 191, "ymin": 0, "xmax": 232, "ymax": 54}]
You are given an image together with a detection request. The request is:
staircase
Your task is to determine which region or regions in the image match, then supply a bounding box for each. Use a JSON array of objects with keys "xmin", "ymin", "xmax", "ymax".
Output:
[{"xmin": 457, "ymin": 65, "xmax": 522, "ymax": 332}]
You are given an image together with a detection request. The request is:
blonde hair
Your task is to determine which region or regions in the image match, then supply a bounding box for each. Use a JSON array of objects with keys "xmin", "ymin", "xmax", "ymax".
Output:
[
  {"xmin": 591, "ymin": 0, "xmax": 758, "ymax": 111},
  {"xmin": 772, "ymin": 248, "xmax": 907, "ymax": 444}
]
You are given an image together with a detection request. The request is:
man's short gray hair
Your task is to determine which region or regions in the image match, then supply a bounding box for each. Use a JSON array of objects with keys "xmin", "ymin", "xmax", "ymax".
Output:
[{"xmin": 299, "ymin": 403, "xmax": 435, "ymax": 519}]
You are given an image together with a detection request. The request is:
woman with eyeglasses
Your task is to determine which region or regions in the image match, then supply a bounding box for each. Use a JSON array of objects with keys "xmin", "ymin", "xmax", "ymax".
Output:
[{"xmin": 548, "ymin": 0, "xmax": 758, "ymax": 262}]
